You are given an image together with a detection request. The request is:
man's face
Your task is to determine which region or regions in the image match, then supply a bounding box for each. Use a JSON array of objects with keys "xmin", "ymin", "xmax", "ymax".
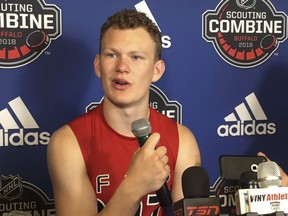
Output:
[{"xmin": 95, "ymin": 27, "xmax": 164, "ymax": 107}]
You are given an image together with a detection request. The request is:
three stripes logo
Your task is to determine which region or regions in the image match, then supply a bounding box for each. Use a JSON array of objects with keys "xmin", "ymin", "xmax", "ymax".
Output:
[
  {"xmin": 0, "ymin": 97, "xmax": 50, "ymax": 146},
  {"xmin": 134, "ymin": 1, "xmax": 172, "ymax": 49},
  {"xmin": 217, "ymin": 92, "xmax": 276, "ymax": 137}
]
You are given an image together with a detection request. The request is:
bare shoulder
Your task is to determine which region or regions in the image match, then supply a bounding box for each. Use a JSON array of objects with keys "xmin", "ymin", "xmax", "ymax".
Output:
[
  {"xmin": 47, "ymin": 126, "xmax": 97, "ymax": 215},
  {"xmin": 177, "ymin": 123, "xmax": 201, "ymax": 166},
  {"xmin": 49, "ymin": 124, "xmax": 76, "ymax": 147},
  {"xmin": 171, "ymin": 124, "xmax": 201, "ymax": 201},
  {"xmin": 177, "ymin": 124, "xmax": 196, "ymax": 141},
  {"xmin": 174, "ymin": 123, "xmax": 201, "ymax": 174},
  {"xmin": 47, "ymin": 124, "xmax": 84, "ymax": 178}
]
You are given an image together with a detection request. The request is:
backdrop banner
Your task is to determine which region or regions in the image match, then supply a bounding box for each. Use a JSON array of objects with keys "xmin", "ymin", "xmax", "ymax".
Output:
[{"xmin": 0, "ymin": 0, "xmax": 287, "ymax": 215}]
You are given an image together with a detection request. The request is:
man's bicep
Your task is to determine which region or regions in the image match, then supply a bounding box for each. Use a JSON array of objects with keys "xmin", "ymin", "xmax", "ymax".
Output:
[
  {"xmin": 171, "ymin": 125, "xmax": 201, "ymax": 201},
  {"xmin": 47, "ymin": 126, "xmax": 98, "ymax": 215}
]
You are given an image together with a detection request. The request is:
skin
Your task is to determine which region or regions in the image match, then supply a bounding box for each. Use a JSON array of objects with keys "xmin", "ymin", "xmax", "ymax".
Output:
[{"xmin": 47, "ymin": 27, "xmax": 201, "ymax": 216}]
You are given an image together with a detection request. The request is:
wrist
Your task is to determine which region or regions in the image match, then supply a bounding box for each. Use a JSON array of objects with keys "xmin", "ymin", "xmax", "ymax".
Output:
[{"xmin": 120, "ymin": 176, "xmax": 144, "ymax": 204}]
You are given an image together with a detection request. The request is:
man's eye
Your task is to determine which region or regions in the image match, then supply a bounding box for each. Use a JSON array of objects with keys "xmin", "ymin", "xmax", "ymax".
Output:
[
  {"xmin": 103, "ymin": 52, "xmax": 117, "ymax": 58},
  {"xmin": 132, "ymin": 56, "xmax": 141, "ymax": 60},
  {"xmin": 107, "ymin": 53, "xmax": 116, "ymax": 58}
]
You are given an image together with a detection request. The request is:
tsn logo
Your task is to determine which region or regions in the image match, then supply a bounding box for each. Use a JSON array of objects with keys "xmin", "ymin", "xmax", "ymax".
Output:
[
  {"xmin": 187, "ymin": 205, "xmax": 220, "ymax": 216},
  {"xmin": 174, "ymin": 205, "xmax": 220, "ymax": 216},
  {"xmin": 186, "ymin": 206, "xmax": 220, "ymax": 216}
]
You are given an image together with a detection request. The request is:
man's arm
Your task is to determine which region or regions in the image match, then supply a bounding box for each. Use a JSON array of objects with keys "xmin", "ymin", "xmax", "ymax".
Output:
[
  {"xmin": 171, "ymin": 124, "xmax": 201, "ymax": 202},
  {"xmin": 47, "ymin": 126, "xmax": 170, "ymax": 216},
  {"xmin": 47, "ymin": 125, "xmax": 98, "ymax": 216}
]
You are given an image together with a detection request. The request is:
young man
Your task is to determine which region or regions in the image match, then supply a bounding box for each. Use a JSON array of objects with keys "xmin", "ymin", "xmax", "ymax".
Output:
[{"xmin": 47, "ymin": 9, "xmax": 201, "ymax": 216}]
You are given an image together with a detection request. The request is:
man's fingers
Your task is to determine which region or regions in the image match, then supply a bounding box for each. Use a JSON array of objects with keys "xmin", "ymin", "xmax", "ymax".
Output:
[
  {"xmin": 140, "ymin": 132, "xmax": 169, "ymax": 172},
  {"xmin": 142, "ymin": 132, "xmax": 160, "ymax": 150},
  {"xmin": 161, "ymin": 155, "xmax": 169, "ymax": 165},
  {"xmin": 257, "ymin": 152, "xmax": 270, "ymax": 161},
  {"xmin": 156, "ymin": 146, "xmax": 167, "ymax": 160}
]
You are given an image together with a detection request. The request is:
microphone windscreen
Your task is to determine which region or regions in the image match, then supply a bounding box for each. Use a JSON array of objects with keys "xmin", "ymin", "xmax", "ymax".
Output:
[
  {"xmin": 257, "ymin": 161, "xmax": 282, "ymax": 188},
  {"xmin": 131, "ymin": 118, "xmax": 151, "ymax": 137},
  {"xmin": 239, "ymin": 171, "xmax": 258, "ymax": 189},
  {"xmin": 182, "ymin": 166, "xmax": 210, "ymax": 198}
]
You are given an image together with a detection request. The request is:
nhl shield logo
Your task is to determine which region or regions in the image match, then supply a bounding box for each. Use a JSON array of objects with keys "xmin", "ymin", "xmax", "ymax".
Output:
[{"xmin": 0, "ymin": 175, "xmax": 23, "ymax": 200}]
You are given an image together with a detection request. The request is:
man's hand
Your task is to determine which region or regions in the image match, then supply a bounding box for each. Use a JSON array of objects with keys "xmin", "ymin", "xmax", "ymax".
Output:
[{"xmin": 126, "ymin": 133, "xmax": 170, "ymax": 197}]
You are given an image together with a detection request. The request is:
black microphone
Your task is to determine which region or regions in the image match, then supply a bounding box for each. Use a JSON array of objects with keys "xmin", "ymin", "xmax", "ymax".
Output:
[
  {"xmin": 239, "ymin": 171, "xmax": 258, "ymax": 189},
  {"xmin": 131, "ymin": 118, "xmax": 173, "ymax": 215},
  {"xmin": 173, "ymin": 166, "xmax": 220, "ymax": 216}
]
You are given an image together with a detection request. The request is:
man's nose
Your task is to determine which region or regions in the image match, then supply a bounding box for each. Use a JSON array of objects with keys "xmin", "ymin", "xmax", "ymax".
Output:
[{"xmin": 115, "ymin": 57, "xmax": 129, "ymax": 73}]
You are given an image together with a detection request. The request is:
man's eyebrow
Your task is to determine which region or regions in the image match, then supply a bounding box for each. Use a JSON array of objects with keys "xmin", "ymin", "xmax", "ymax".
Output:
[{"xmin": 128, "ymin": 50, "xmax": 148, "ymax": 55}]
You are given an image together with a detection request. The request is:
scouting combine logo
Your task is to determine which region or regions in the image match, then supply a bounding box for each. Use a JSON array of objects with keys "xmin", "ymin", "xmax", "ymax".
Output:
[
  {"xmin": 86, "ymin": 84, "xmax": 182, "ymax": 124},
  {"xmin": 0, "ymin": 0, "xmax": 62, "ymax": 68},
  {"xmin": 203, "ymin": 0, "xmax": 287, "ymax": 68},
  {"xmin": 0, "ymin": 175, "xmax": 55, "ymax": 215}
]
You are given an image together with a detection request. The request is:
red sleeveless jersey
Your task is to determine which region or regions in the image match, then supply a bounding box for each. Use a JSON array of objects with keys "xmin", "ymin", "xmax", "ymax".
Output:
[{"xmin": 68, "ymin": 103, "xmax": 179, "ymax": 216}]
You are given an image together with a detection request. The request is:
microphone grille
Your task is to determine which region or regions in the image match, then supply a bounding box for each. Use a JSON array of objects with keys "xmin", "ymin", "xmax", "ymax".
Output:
[
  {"xmin": 239, "ymin": 171, "xmax": 258, "ymax": 189},
  {"xmin": 182, "ymin": 166, "xmax": 210, "ymax": 198},
  {"xmin": 257, "ymin": 161, "xmax": 282, "ymax": 188},
  {"xmin": 131, "ymin": 118, "xmax": 151, "ymax": 137}
]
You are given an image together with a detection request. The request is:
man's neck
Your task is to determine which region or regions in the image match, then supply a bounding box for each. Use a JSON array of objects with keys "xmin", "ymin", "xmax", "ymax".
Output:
[{"xmin": 102, "ymin": 99, "xmax": 150, "ymax": 137}]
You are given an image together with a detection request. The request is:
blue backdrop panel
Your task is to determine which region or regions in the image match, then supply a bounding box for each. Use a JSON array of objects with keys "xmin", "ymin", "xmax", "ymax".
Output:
[{"xmin": 0, "ymin": 0, "xmax": 287, "ymax": 215}]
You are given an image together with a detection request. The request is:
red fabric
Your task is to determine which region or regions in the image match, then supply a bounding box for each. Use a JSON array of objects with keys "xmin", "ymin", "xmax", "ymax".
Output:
[{"xmin": 69, "ymin": 103, "xmax": 179, "ymax": 216}]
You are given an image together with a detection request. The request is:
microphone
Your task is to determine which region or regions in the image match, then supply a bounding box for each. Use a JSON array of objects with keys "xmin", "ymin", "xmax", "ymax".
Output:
[
  {"xmin": 131, "ymin": 118, "xmax": 173, "ymax": 215},
  {"xmin": 257, "ymin": 161, "xmax": 282, "ymax": 188},
  {"xmin": 173, "ymin": 166, "xmax": 220, "ymax": 216},
  {"xmin": 239, "ymin": 171, "xmax": 258, "ymax": 189},
  {"xmin": 182, "ymin": 166, "xmax": 210, "ymax": 198},
  {"xmin": 131, "ymin": 118, "xmax": 151, "ymax": 147},
  {"xmin": 236, "ymin": 161, "xmax": 288, "ymax": 215}
]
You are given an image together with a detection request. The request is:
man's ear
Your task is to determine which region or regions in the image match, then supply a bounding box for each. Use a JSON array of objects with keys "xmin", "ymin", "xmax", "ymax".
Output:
[
  {"xmin": 152, "ymin": 60, "xmax": 165, "ymax": 83},
  {"xmin": 94, "ymin": 54, "xmax": 101, "ymax": 78}
]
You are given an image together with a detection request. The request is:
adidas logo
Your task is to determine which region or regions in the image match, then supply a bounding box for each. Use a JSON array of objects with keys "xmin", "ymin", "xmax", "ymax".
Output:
[
  {"xmin": 135, "ymin": 1, "xmax": 161, "ymax": 31},
  {"xmin": 217, "ymin": 92, "xmax": 276, "ymax": 137},
  {"xmin": 134, "ymin": 1, "xmax": 172, "ymax": 48},
  {"xmin": 0, "ymin": 97, "xmax": 50, "ymax": 146}
]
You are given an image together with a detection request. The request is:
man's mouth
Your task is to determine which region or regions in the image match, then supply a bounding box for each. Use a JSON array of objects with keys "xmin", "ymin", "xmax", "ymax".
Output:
[{"xmin": 114, "ymin": 79, "xmax": 129, "ymax": 85}]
